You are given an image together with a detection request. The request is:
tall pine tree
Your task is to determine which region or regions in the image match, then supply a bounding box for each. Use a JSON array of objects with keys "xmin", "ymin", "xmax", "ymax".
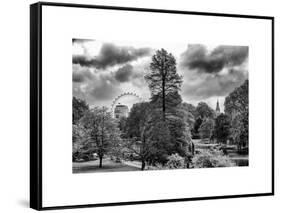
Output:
[{"xmin": 145, "ymin": 49, "xmax": 183, "ymax": 121}]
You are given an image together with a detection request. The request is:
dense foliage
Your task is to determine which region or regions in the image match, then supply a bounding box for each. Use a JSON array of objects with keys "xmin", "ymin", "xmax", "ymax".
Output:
[
  {"xmin": 123, "ymin": 102, "xmax": 153, "ymax": 169},
  {"xmin": 72, "ymin": 97, "xmax": 89, "ymax": 124},
  {"xmin": 195, "ymin": 102, "xmax": 215, "ymax": 119},
  {"xmin": 145, "ymin": 48, "xmax": 183, "ymax": 121},
  {"xmin": 80, "ymin": 107, "xmax": 122, "ymax": 167},
  {"xmin": 192, "ymin": 149, "xmax": 235, "ymax": 168},
  {"xmin": 213, "ymin": 114, "xmax": 230, "ymax": 144},
  {"xmin": 166, "ymin": 153, "xmax": 185, "ymax": 169},
  {"xmin": 224, "ymin": 80, "xmax": 248, "ymax": 149},
  {"xmin": 199, "ymin": 118, "xmax": 215, "ymax": 139}
]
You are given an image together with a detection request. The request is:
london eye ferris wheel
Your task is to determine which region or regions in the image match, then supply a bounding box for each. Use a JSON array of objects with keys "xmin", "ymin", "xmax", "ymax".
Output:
[{"xmin": 111, "ymin": 92, "xmax": 143, "ymax": 118}]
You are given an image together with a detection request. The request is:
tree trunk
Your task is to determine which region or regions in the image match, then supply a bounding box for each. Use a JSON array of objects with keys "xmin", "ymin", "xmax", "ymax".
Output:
[
  {"xmin": 141, "ymin": 160, "xmax": 146, "ymax": 170},
  {"xmin": 140, "ymin": 131, "xmax": 146, "ymax": 171},
  {"xmin": 162, "ymin": 77, "xmax": 166, "ymax": 121},
  {"xmin": 99, "ymin": 156, "xmax": 103, "ymax": 168}
]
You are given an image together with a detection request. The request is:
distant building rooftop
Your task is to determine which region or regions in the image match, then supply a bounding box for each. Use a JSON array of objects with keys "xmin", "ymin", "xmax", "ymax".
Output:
[{"xmin": 114, "ymin": 104, "xmax": 129, "ymax": 119}]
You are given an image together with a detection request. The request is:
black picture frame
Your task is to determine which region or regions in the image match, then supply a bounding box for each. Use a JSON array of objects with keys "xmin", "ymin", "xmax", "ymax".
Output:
[{"xmin": 30, "ymin": 1, "xmax": 275, "ymax": 210}]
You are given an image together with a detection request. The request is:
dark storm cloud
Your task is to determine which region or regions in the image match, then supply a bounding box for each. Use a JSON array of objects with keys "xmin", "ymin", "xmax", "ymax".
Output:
[
  {"xmin": 182, "ymin": 68, "xmax": 248, "ymax": 100},
  {"xmin": 73, "ymin": 43, "xmax": 152, "ymax": 69},
  {"xmin": 114, "ymin": 64, "xmax": 133, "ymax": 82},
  {"xmin": 72, "ymin": 55, "xmax": 93, "ymax": 67},
  {"xmin": 73, "ymin": 74, "xmax": 121, "ymax": 104},
  {"xmin": 73, "ymin": 64, "xmax": 121, "ymax": 102},
  {"xmin": 72, "ymin": 38, "xmax": 94, "ymax": 44},
  {"xmin": 179, "ymin": 44, "xmax": 249, "ymax": 100},
  {"xmin": 180, "ymin": 44, "xmax": 248, "ymax": 74}
]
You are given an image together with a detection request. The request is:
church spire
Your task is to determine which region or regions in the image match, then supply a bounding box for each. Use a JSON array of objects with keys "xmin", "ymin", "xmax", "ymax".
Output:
[{"xmin": 216, "ymin": 99, "xmax": 220, "ymax": 115}]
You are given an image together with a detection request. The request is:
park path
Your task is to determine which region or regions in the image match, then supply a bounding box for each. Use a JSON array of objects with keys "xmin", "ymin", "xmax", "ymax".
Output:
[{"xmin": 122, "ymin": 160, "xmax": 142, "ymax": 169}]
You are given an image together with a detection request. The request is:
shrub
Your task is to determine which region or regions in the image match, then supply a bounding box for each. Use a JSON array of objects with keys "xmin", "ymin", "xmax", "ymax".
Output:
[
  {"xmin": 146, "ymin": 153, "xmax": 185, "ymax": 170},
  {"xmin": 166, "ymin": 153, "xmax": 185, "ymax": 169},
  {"xmin": 192, "ymin": 149, "xmax": 235, "ymax": 168}
]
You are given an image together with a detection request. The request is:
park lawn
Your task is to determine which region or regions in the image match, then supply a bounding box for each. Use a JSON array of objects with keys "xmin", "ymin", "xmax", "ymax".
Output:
[{"xmin": 72, "ymin": 157, "xmax": 140, "ymax": 173}]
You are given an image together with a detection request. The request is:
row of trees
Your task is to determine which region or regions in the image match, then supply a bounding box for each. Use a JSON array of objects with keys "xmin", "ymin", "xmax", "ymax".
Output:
[
  {"xmin": 225, "ymin": 80, "xmax": 249, "ymax": 150},
  {"xmin": 186, "ymin": 80, "xmax": 249, "ymax": 150},
  {"xmin": 182, "ymin": 100, "xmax": 230, "ymax": 144}
]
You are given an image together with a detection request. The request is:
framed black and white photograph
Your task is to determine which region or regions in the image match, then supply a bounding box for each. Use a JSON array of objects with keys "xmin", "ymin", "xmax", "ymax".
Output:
[{"xmin": 30, "ymin": 2, "xmax": 274, "ymax": 210}]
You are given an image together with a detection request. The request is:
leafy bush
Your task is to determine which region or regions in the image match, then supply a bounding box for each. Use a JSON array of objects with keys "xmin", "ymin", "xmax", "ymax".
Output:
[
  {"xmin": 146, "ymin": 154, "xmax": 185, "ymax": 170},
  {"xmin": 192, "ymin": 149, "xmax": 235, "ymax": 168},
  {"xmin": 72, "ymin": 124, "xmax": 86, "ymax": 153},
  {"xmin": 166, "ymin": 153, "xmax": 185, "ymax": 169}
]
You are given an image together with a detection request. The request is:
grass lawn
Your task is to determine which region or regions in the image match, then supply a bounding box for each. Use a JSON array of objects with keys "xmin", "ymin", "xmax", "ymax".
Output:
[{"xmin": 72, "ymin": 157, "xmax": 140, "ymax": 173}]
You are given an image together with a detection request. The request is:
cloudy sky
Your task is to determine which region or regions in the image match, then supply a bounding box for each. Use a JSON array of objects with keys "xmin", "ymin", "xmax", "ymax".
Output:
[{"xmin": 73, "ymin": 39, "xmax": 248, "ymax": 112}]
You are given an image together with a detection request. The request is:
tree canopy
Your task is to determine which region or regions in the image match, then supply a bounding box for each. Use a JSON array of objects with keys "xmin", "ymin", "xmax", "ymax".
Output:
[
  {"xmin": 73, "ymin": 97, "xmax": 89, "ymax": 124},
  {"xmin": 80, "ymin": 107, "xmax": 121, "ymax": 167},
  {"xmin": 145, "ymin": 49, "xmax": 183, "ymax": 121},
  {"xmin": 213, "ymin": 114, "xmax": 230, "ymax": 144},
  {"xmin": 195, "ymin": 102, "xmax": 215, "ymax": 119},
  {"xmin": 123, "ymin": 102, "xmax": 154, "ymax": 169},
  {"xmin": 191, "ymin": 102, "xmax": 215, "ymax": 139},
  {"xmin": 199, "ymin": 118, "xmax": 215, "ymax": 139},
  {"xmin": 224, "ymin": 80, "xmax": 248, "ymax": 149}
]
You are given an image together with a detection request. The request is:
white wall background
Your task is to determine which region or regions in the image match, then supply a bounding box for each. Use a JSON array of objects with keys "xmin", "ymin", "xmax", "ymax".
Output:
[{"xmin": 0, "ymin": 0, "xmax": 279, "ymax": 212}]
